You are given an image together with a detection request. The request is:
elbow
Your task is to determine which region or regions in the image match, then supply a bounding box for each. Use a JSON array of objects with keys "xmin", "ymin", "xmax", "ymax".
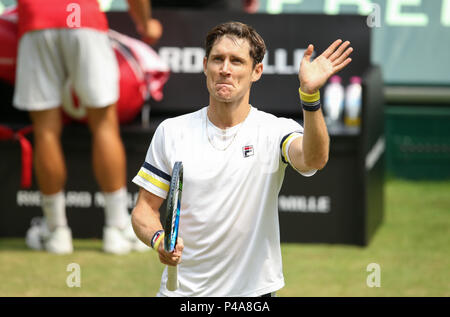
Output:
[
  {"xmin": 130, "ymin": 208, "xmax": 138, "ymax": 232},
  {"xmin": 131, "ymin": 205, "xmax": 138, "ymax": 221},
  {"xmin": 302, "ymin": 135, "xmax": 330, "ymax": 170},
  {"xmin": 305, "ymin": 152, "xmax": 329, "ymax": 170},
  {"xmin": 317, "ymin": 154, "xmax": 329, "ymax": 170},
  {"xmin": 131, "ymin": 205, "xmax": 146, "ymax": 233}
]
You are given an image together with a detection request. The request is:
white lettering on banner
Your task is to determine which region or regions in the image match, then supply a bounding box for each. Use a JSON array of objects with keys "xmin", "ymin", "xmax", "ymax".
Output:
[
  {"xmin": 159, "ymin": 47, "xmax": 181, "ymax": 72},
  {"xmin": 279, "ymin": 195, "xmax": 330, "ymax": 213},
  {"xmin": 267, "ymin": 0, "xmax": 303, "ymax": 15},
  {"xmin": 386, "ymin": 0, "xmax": 429, "ymax": 26},
  {"xmin": 17, "ymin": 190, "xmax": 41, "ymax": 206},
  {"xmin": 94, "ymin": 192, "xmax": 105, "ymax": 208},
  {"xmin": 324, "ymin": 0, "xmax": 373, "ymax": 15},
  {"xmin": 263, "ymin": 49, "xmax": 307, "ymax": 75},
  {"xmin": 182, "ymin": 47, "xmax": 204, "ymax": 73},
  {"xmin": 16, "ymin": 191, "xmax": 139, "ymax": 209},
  {"xmin": 95, "ymin": 191, "xmax": 139, "ymax": 209},
  {"xmin": 267, "ymin": 0, "xmax": 449, "ymax": 27},
  {"xmin": 159, "ymin": 47, "xmax": 204, "ymax": 73},
  {"xmin": 65, "ymin": 191, "xmax": 92, "ymax": 208},
  {"xmin": 159, "ymin": 47, "xmax": 308, "ymax": 75}
]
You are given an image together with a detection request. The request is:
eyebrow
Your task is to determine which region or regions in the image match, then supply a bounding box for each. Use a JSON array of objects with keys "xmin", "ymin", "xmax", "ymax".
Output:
[{"xmin": 209, "ymin": 53, "xmax": 247, "ymax": 61}]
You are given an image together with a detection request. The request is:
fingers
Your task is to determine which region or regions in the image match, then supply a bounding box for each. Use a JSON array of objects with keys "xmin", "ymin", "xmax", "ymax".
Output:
[
  {"xmin": 175, "ymin": 237, "xmax": 184, "ymax": 254},
  {"xmin": 329, "ymin": 41, "xmax": 351, "ymax": 62},
  {"xmin": 321, "ymin": 39, "xmax": 343, "ymax": 58},
  {"xmin": 332, "ymin": 46, "xmax": 353, "ymax": 67},
  {"xmin": 158, "ymin": 237, "xmax": 184, "ymax": 266},
  {"xmin": 323, "ymin": 39, "xmax": 353, "ymax": 74},
  {"xmin": 302, "ymin": 44, "xmax": 314, "ymax": 62},
  {"xmin": 333, "ymin": 57, "xmax": 352, "ymax": 74},
  {"xmin": 158, "ymin": 247, "xmax": 181, "ymax": 266}
]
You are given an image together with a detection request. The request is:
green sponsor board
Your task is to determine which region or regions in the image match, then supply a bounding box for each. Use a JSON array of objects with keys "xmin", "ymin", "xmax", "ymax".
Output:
[{"xmin": 259, "ymin": 0, "xmax": 450, "ymax": 85}]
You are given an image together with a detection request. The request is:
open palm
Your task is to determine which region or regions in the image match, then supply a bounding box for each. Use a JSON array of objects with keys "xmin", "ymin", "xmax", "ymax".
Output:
[{"xmin": 299, "ymin": 39, "xmax": 353, "ymax": 94}]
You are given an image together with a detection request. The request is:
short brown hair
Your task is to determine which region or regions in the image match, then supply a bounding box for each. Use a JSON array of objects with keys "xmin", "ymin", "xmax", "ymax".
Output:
[{"xmin": 205, "ymin": 21, "xmax": 266, "ymax": 67}]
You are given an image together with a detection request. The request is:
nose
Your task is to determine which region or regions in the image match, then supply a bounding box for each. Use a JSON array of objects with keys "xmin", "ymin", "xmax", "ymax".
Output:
[{"xmin": 220, "ymin": 59, "xmax": 231, "ymax": 75}]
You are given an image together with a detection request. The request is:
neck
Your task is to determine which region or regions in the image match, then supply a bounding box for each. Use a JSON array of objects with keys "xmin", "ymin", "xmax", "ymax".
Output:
[{"xmin": 207, "ymin": 96, "xmax": 250, "ymax": 129}]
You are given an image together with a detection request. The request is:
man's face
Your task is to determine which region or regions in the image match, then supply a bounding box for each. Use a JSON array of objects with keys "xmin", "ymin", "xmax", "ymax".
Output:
[{"xmin": 204, "ymin": 35, "xmax": 263, "ymax": 104}]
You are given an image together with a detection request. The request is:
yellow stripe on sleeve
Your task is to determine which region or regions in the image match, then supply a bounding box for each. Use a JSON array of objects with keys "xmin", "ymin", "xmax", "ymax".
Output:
[
  {"xmin": 282, "ymin": 133, "xmax": 298, "ymax": 163},
  {"xmin": 138, "ymin": 170, "xmax": 170, "ymax": 192}
]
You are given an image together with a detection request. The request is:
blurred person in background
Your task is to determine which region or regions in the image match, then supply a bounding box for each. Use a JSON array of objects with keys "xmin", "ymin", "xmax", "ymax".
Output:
[{"xmin": 14, "ymin": 0, "xmax": 162, "ymax": 254}]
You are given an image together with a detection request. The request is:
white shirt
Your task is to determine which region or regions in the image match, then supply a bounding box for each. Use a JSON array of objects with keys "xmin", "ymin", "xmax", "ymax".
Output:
[{"xmin": 132, "ymin": 106, "xmax": 316, "ymax": 297}]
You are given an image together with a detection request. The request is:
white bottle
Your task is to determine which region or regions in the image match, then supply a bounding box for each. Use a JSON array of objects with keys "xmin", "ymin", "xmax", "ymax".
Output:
[
  {"xmin": 323, "ymin": 75, "xmax": 345, "ymax": 125},
  {"xmin": 344, "ymin": 76, "xmax": 362, "ymax": 127}
]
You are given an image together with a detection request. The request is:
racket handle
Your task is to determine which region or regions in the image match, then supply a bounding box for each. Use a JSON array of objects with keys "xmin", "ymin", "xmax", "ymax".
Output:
[{"xmin": 167, "ymin": 265, "xmax": 179, "ymax": 291}]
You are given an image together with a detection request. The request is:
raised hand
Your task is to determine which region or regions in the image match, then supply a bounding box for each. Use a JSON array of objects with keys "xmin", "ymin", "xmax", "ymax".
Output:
[{"xmin": 299, "ymin": 39, "xmax": 353, "ymax": 94}]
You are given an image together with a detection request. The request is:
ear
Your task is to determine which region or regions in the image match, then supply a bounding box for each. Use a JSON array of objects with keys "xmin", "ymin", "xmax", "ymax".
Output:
[
  {"xmin": 203, "ymin": 56, "xmax": 208, "ymax": 76},
  {"xmin": 251, "ymin": 63, "xmax": 263, "ymax": 82}
]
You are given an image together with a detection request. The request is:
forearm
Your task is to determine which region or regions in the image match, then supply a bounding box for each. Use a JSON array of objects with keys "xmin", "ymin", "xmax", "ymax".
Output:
[
  {"xmin": 290, "ymin": 88, "xmax": 330, "ymax": 171},
  {"xmin": 127, "ymin": 0, "xmax": 151, "ymax": 29},
  {"xmin": 292, "ymin": 38, "xmax": 352, "ymax": 171},
  {"xmin": 301, "ymin": 108, "xmax": 329, "ymax": 169},
  {"xmin": 131, "ymin": 193, "xmax": 163, "ymax": 248}
]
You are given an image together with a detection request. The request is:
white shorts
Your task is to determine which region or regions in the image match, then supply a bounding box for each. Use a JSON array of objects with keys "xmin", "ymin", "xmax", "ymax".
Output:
[{"xmin": 13, "ymin": 28, "xmax": 119, "ymax": 111}]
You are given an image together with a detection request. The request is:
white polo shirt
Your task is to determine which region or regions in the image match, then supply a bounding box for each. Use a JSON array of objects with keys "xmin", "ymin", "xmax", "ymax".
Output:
[{"xmin": 132, "ymin": 106, "xmax": 316, "ymax": 297}]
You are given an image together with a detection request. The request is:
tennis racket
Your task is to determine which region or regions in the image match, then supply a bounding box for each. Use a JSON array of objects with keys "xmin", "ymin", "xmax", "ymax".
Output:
[{"xmin": 164, "ymin": 161, "xmax": 183, "ymax": 291}]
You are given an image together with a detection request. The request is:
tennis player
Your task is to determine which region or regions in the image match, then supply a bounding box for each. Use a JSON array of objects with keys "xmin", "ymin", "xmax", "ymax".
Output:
[
  {"xmin": 131, "ymin": 21, "xmax": 353, "ymax": 296},
  {"xmin": 14, "ymin": 0, "xmax": 161, "ymax": 255}
]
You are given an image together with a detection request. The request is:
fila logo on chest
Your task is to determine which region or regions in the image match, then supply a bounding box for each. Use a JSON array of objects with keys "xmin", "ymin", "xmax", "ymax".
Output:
[{"xmin": 242, "ymin": 145, "xmax": 254, "ymax": 158}]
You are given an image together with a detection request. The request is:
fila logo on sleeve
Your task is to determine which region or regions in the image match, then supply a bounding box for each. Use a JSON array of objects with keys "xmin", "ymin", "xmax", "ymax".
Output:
[{"xmin": 242, "ymin": 145, "xmax": 254, "ymax": 158}]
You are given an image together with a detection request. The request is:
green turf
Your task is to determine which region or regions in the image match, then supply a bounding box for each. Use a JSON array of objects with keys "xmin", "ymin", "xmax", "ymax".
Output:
[{"xmin": 0, "ymin": 178, "xmax": 449, "ymax": 297}]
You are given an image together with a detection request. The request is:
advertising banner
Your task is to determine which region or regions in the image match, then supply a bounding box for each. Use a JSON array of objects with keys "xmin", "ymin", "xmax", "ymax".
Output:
[{"xmin": 0, "ymin": 9, "xmax": 381, "ymax": 245}]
